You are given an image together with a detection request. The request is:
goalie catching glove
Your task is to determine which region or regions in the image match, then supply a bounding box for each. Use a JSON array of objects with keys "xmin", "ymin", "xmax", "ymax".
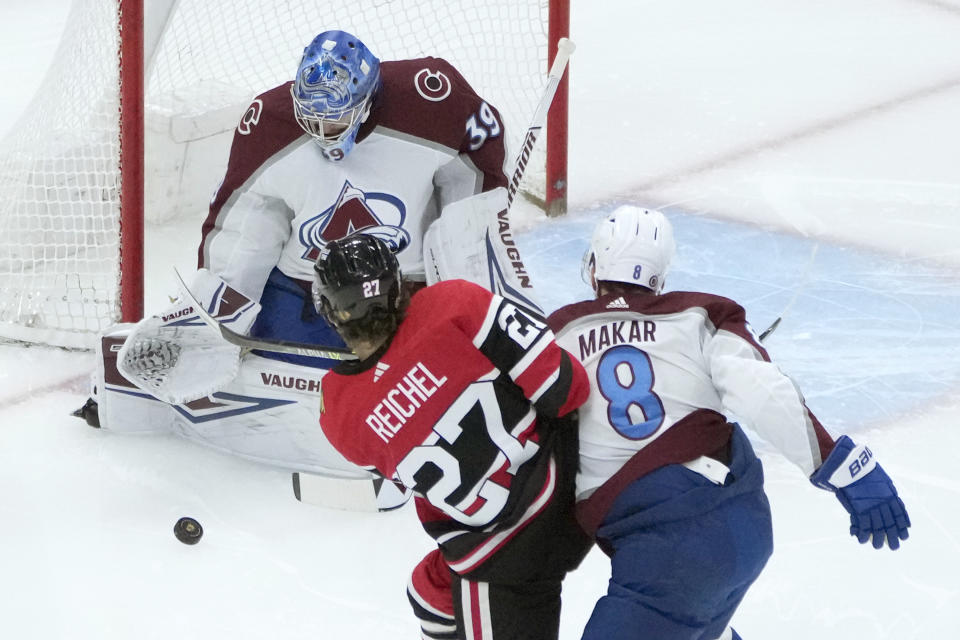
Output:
[
  {"xmin": 117, "ymin": 269, "xmax": 261, "ymax": 404},
  {"xmin": 810, "ymin": 435, "xmax": 911, "ymax": 550}
]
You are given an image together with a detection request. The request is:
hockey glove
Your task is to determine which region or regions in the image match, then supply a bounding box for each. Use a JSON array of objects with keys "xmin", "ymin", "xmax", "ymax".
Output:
[
  {"xmin": 810, "ymin": 435, "xmax": 910, "ymax": 550},
  {"xmin": 117, "ymin": 269, "xmax": 260, "ymax": 404}
]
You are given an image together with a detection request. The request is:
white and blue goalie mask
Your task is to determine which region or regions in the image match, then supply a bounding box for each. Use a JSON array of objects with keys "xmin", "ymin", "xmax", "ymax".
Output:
[{"xmin": 291, "ymin": 30, "xmax": 381, "ymax": 161}]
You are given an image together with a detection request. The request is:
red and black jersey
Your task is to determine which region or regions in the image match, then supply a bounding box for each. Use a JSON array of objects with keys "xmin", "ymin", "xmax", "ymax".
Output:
[{"xmin": 320, "ymin": 280, "xmax": 588, "ymax": 576}]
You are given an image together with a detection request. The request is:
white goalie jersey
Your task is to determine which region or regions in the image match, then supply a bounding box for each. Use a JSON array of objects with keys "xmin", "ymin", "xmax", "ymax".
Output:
[
  {"xmin": 547, "ymin": 290, "xmax": 837, "ymax": 508},
  {"xmin": 198, "ymin": 57, "xmax": 510, "ymax": 302}
]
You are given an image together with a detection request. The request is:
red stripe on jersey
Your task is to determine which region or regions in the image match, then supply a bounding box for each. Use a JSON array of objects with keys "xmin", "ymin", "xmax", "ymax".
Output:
[
  {"xmin": 487, "ymin": 463, "xmax": 514, "ymax": 492},
  {"xmin": 556, "ymin": 352, "xmax": 589, "ymax": 417},
  {"xmin": 513, "ymin": 343, "xmax": 560, "ymax": 398},
  {"xmin": 415, "ymin": 496, "xmax": 449, "ymax": 525},
  {"xmin": 469, "ymin": 582, "xmax": 483, "ymax": 640},
  {"xmin": 511, "ymin": 413, "xmax": 538, "ymax": 443},
  {"xmin": 459, "ymin": 451, "xmax": 515, "ymax": 517}
]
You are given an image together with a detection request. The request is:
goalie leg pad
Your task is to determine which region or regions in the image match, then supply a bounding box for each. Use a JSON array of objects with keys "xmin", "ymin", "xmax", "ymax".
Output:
[
  {"xmin": 424, "ymin": 187, "xmax": 543, "ymax": 313},
  {"xmin": 166, "ymin": 352, "xmax": 370, "ymax": 477},
  {"xmin": 92, "ymin": 339, "xmax": 376, "ymax": 481},
  {"xmin": 94, "ymin": 324, "xmax": 175, "ymax": 434}
]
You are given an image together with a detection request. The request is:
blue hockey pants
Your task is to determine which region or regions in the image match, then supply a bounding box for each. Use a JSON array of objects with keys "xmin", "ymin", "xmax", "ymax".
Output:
[
  {"xmin": 582, "ymin": 424, "xmax": 773, "ymax": 640},
  {"xmin": 249, "ymin": 268, "xmax": 346, "ymax": 368}
]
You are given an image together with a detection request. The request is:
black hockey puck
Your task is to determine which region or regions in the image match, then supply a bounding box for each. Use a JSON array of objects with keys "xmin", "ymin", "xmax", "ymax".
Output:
[{"xmin": 173, "ymin": 517, "xmax": 203, "ymax": 545}]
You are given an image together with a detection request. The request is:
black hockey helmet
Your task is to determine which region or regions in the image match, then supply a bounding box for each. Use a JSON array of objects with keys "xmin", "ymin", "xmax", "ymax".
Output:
[{"xmin": 312, "ymin": 233, "xmax": 402, "ymax": 327}]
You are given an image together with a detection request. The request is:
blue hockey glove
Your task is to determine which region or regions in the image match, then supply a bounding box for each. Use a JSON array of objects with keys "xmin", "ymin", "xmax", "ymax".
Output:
[{"xmin": 810, "ymin": 435, "xmax": 910, "ymax": 550}]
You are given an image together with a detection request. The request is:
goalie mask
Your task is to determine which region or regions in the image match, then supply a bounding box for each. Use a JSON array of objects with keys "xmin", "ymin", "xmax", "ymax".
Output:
[
  {"xmin": 313, "ymin": 233, "xmax": 402, "ymax": 328},
  {"xmin": 582, "ymin": 206, "xmax": 676, "ymax": 293},
  {"xmin": 292, "ymin": 30, "xmax": 381, "ymax": 161}
]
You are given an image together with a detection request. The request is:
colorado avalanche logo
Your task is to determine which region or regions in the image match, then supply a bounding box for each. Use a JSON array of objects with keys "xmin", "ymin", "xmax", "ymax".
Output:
[
  {"xmin": 414, "ymin": 68, "xmax": 452, "ymax": 102},
  {"xmin": 299, "ymin": 181, "xmax": 410, "ymax": 261},
  {"xmin": 237, "ymin": 99, "xmax": 263, "ymax": 135}
]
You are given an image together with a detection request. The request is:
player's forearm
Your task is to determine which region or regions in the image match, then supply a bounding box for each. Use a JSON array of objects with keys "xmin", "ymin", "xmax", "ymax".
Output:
[{"xmin": 710, "ymin": 338, "xmax": 832, "ymax": 475}]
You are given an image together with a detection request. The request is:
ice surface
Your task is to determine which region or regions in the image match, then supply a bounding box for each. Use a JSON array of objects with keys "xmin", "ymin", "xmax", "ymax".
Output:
[
  {"xmin": 519, "ymin": 209, "xmax": 960, "ymax": 433},
  {"xmin": 1, "ymin": 1, "xmax": 959, "ymax": 639}
]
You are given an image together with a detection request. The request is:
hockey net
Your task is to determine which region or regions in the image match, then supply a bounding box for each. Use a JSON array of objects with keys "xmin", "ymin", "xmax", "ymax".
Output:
[{"xmin": 0, "ymin": 0, "xmax": 564, "ymax": 349}]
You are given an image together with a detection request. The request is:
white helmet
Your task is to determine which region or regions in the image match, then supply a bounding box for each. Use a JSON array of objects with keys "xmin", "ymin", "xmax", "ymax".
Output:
[{"xmin": 582, "ymin": 206, "xmax": 675, "ymax": 293}]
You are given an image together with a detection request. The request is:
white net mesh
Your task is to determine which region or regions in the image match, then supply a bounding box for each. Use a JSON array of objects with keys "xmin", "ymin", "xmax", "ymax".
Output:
[
  {"xmin": 0, "ymin": 0, "xmax": 552, "ymax": 348},
  {"xmin": 0, "ymin": 0, "xmax": 121, "ymax": 348}
]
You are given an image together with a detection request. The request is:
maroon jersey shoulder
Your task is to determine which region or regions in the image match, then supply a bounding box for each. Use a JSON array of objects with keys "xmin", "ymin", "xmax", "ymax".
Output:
[
  {"xmin": 372, "ymin": 57, "xmax": 498, "ymax": 152},
  {"xmin": 218, "ymin": 82, "xmax": 305, "ymax": 185},
  {"xmin": 199, "ymin": 82, "xmax": 305, "ymax": 267},
  {"xmin": 548, "ymin": 291, "xmax": 743, "ymax": 332},
  {"xmin": 548, "ymin": 290, "xmax": 766, "ymax": 355}
]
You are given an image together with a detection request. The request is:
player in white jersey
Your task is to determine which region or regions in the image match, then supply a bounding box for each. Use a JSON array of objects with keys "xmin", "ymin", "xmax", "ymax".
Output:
[
  {"xmin": 547, "ymin": 206, "xmax": 911, "ymax": 640},
  {"xmin": 196, "ymin": 30, "xmax": 517, "ymax": 366},
  {"xmin": 74, "ymin": 30, "xmax": 531, "ymax": 511}
]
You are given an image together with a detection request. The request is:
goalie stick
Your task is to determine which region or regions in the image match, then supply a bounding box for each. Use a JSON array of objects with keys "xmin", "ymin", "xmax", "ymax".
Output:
[
  {"xmin": 174, "ymin": 269, "xmax": 357, "ymax": 360},
  {"xmin": 422, "ymin": 38, "xmax": 577, "ymax": 310},
  {"xmin": 506, "ymin": 37, "xmax": 576, "ymax": 208}
]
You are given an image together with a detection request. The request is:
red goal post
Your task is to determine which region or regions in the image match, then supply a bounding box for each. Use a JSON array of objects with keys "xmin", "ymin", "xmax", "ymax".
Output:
[{"xmin": 0, "ymin": 0, "xmax": 571, "ymax": 349}]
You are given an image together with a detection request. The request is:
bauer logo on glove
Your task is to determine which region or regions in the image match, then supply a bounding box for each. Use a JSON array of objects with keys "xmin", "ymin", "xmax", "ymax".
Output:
[{"xmin": 810, "ymin": 435, "xmax": 911, "ymax": 550}]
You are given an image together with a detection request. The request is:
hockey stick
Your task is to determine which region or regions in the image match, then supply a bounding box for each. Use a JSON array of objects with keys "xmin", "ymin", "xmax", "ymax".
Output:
[
  {"xmin": 422, "ymin": 38, "xmax": 576, "ymax": 312},
  {"xmin": 758, "ymin": 242, "xmax": 820, "ymax": 342},
  {"xmin": 174, "ymin": 269, "xmax": 357, "ymax": 360},
  {"xmin": 506, "ymin": 37, "xmax": 577, "ymax": 208}
]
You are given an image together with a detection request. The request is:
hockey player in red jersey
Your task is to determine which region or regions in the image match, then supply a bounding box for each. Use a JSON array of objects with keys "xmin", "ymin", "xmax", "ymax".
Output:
[
  {"xmin": 547, "ymin": 206, "xmax": 911, "ymax": 640},
  {"xmin": 313, "ymin": 234, "xmax": 593, "ymax": 640},
  {"xmin": 77, "ymin": 30, "xmax": 537, "ymax": 510}
]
